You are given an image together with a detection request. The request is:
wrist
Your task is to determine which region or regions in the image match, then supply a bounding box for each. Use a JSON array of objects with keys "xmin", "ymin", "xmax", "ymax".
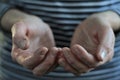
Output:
[
  {"xmin": 1, "ymin": 9, "xmax": 32, "ymax": 31},
  {"xmin": 92, "ymin": 11, "xmax": 120, "ymax": 31}
]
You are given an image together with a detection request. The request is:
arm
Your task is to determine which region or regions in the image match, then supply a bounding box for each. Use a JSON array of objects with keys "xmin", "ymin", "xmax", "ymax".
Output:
[
  {"xmin": 0, "ymin": 2, "xmax": 14, "ymax": 31},
  {"xmin": 92, "ymin": 11, "xmax": 120, "ymax": 31},
  {"xmin": 0, "ymin": 2, "xmax": 35, "ymax": 32},
  {"xmin": 93, "ymin": 1, "xmax": 120, "ymax": 31},
  {"xmin": 1, "ymin": 9, "xmax": 32, "ymax": 31}
]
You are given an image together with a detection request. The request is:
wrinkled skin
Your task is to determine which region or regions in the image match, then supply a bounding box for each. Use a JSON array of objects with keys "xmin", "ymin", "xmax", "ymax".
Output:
[
  {"xmin": 11, "ymin": 16, "xmax": 60, "ymax": 76},
  {"xmin": 59, "ymin": 15, "xmax": 115, "ymax": 75}
]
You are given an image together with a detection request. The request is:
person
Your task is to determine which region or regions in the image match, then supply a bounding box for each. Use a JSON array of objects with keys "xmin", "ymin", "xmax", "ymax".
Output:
[{"xmin": 0, "ymin": 0, "xmax": 120, "ymax": 80}]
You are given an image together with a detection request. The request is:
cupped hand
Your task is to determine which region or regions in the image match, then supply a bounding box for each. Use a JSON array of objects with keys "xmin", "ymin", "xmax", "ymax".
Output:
[
  {"xmin": 59, "ymin": 14, "xmax": 115, "ymax": 75},
  {"xmin": 11, "ymin": 15, "xmax": 59, "ymax": 76}
]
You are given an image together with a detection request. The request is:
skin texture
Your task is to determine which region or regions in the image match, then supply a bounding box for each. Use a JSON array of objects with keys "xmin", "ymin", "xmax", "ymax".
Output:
[
  {"xmin": 11, "ymin": 16, "xmax": 61, "ymax": 76},
  {"xmin": 58, "ymin": 13, "xmax": 115, "ymax": 75}
]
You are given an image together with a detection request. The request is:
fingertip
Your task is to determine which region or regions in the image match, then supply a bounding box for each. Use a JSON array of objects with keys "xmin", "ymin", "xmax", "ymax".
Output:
[
  {"xmin": 62, "ymin": 47, "xmax": 70, "ymax": 54},
  {"xmin": 52, "ymin": 47, "xmax": 59, "ymax": 51},
  {"xmin": 35, "ymin": 47, "xmax": 48, "ymax": 56},
  {"xmin": 71, "ymin": 44, "xmax": 82, "ymax": 52},
  {"xmin": 19, "ymin": 38, "xmax": 29, "ymax": 50},
  {"xmin": 97, "ymin": 46, "xmax": 107, "ymax": 61},
  {"xmin": 57, "ymin": 48, "xmax": 63, "ymax": 58},
  {"xmin": 12, "ymin": 21, "xmax": 28, "ymax": 50},
  {"xmin": 71, "ymin": 44, "xmax": 84, "ymax": 56},
  {"xmin": 41, "ymin": 47, "xmax": 48, "ymax": 53},
  {"xmin": 49, "ymin": 47, "xmax": 59, "ymax": 57},
  {"xmin": 63, "ymin": 47, "xmax": 69, "ymax": 51},
  {"xmin": 21, "ymin": 38, "xmax": 29, "ymax": 50},
  {"xmin": 58, "ymin": 58, "xmax": 65, "ymax": 66},
  {"xmin": 71, "ymin": 44, "xmax": 80, "ymax": 49},
  {"xmin": 62, "ymin": 47, "xmax": 71, "ymax": 58},
  {"xmin": 58, "ymin": 47, "xmax": 62, "ymax": 52}
]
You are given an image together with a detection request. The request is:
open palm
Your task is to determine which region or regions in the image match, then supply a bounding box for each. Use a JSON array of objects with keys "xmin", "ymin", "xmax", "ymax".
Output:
[
  {"xmin": 59, "ymin": 15, "xmax": 115, "ymax": 75},
  {"xmin": 11, "ymin": 16, "xmax": 59, "ymax": 76}
]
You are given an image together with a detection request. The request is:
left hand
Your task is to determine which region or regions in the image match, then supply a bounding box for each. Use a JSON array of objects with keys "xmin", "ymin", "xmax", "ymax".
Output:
[{"xmin": 58, "ymin": 14, "xmax": 115, "ymax": 75}]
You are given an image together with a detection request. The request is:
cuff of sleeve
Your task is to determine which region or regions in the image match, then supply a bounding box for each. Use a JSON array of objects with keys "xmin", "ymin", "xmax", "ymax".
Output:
[
  {"xmin": 110, "ymin": 3, "xmax": 120, "ymax": 16},
  {"xmin": 110, "ymin": 3, "xmax": 120, "ymax": 34},
  {"xmin": 0, "ymin": 2, "xmax": 13, "ymax": 32}
]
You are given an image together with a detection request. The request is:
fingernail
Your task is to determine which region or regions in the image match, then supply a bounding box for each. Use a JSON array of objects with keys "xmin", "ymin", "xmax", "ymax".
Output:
[
  {"xmin": 19, "ymin": 37, "xmax": 29, "ymax": 50},
  {"xmin": 101, "ymin": 49, "xmax": 107, "ymax": 60},
  {"xmin": 20, "ymin": 39, "xmax": 26, "ymax": 49}
]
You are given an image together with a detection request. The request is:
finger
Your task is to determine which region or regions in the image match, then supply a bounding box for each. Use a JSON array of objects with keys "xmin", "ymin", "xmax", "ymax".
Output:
[
  {"xmin": 45, "ymin": 62, "xmax": 58, "ymax": 74},
  {"xmin": 45, "ymin": 48, "xmax": 62, "ymax": 73},
  {"xmin": 12, "ymin": 21, "xmax": 29, "ymax": 50},
  {"xmin": 21, "ymin": 47, "xmax": 48, "ymax": 69},
  {"xmin": 63, "ymin": 47, "xmax": 89, "ymax": 73},
  {"xmin": 33, "ymin": 47, "xmax": 58, "ymax": 76},
  {"xmin": 96, "ymin": 44, "xmax": 114, "ymax": 64},
  {"xmin": 13, "ymin": 47, "xmax": 48, "ymax": 70},
  {"xmin": 97, "ymin": 27, "xmax": 115, "ymax": 61},
  {"xmin": 71, "ymin": 44, "xmax": 99, "ymax": 68},
  {"xmin": 58, "ymin": 58, "xmax": 79, "ymax": 76}
]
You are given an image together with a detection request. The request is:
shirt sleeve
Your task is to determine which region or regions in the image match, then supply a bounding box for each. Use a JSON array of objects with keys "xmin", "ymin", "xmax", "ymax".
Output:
[
  {"xmin": 110, "ymin": 2, "xmax": 120, "ymax": 15},
  {"xmin": 0, "ymin": 2, "xmax": 14, "ymax": 31},
  {"xmin": 110, "ymin": 2, "xmax": 120, "ymax": 33}
]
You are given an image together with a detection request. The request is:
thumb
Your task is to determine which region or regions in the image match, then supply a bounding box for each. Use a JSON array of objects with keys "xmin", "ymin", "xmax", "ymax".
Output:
[
  {"xmin": 96, "ymin": 27, "xmax": 115, "ymax": 61},
  {"xmin": 96, "ymin": 45, "xmax": 107, "ymax": 61},
  {"xmin": 11, "ymin": 21, "xmax": 29, "ymax": 50}
]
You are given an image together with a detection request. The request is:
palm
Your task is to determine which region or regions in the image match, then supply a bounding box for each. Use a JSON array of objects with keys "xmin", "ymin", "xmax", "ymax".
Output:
[
  {"xmin": 59, "ymin": 14, "xmax": 116, "ymax": 76},
  {"xmin": 21, "ymin": 19, "xmax": 55, "ymax": 52},
  {"xmin": 11, "ymin": 16, "xmax": 55, "ymax": 70},
  {"xmin": 71, "ymin": 17, "xmax": 115, "ymax": 56}
]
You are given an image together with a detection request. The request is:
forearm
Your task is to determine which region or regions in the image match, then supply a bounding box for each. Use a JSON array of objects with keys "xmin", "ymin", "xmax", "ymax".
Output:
[
  {"xmin": 1, "ymin": 9, "xmax": 31, "ymax": 31},
  {"xmin": 96, "ymin": 11, "xmax": 120, "ymax": 31}
]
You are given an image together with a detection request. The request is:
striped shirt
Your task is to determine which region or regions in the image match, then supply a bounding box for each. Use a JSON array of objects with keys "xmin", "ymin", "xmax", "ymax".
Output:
[{"xmin": 0, "ymin": 0, "xmax": 120, "ymax": 80}]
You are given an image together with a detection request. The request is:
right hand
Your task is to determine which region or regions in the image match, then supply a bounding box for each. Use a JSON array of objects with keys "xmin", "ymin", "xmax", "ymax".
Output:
[{"xmin": 11, "ymin": 15, "xmax": 59, "ymax": 76}]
